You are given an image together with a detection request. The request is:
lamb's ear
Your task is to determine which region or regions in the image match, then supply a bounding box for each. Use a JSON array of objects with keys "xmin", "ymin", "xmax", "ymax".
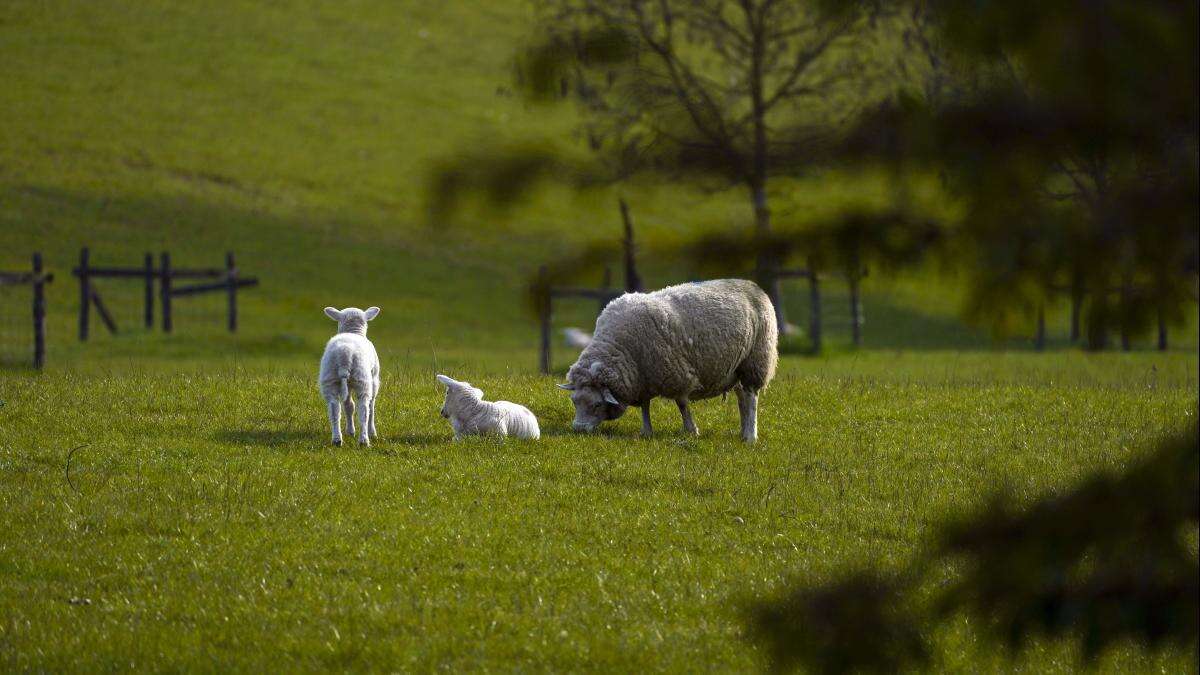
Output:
[
  {"xmin": 556, "ymin": 383, "xmax": 575, "ymax": 391},
  {"xmin": 435, "ymin": 374, "xmax": 456, "ymax": 387},
  {"xmin": 364, "ymin": 307, "xmax": 380, "ymax": 320},
  {"xmin": 324, "ymin": 307, "xmax": 342, "ymax": 321},
  {"xmin": 602, "ymin": 388, "xmax": 621, "ymax": 406}
]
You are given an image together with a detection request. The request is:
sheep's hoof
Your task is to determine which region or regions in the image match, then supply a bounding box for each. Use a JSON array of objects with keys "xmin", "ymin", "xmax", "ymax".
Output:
[
  {"xmin": 332, "ymin": 439, "xmax": 342, "ymax": 447},
  {"xmin": 358, "ymin": 437, "xmax": 370, "ymax": 447}
]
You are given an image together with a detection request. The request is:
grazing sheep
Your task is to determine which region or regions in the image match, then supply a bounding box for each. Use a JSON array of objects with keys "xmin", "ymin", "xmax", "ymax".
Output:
[
  {"xmin": 562, "ymin": 327, "xmax": 593, "ymax": 349},
  {"xmin": 318, "ymin": 306, "xmax": 381, "ymax": 446},
  {"xmin": 436, "ymin": 374, "xmax": 540, "ymax": 440},
  {"xmin": 557, "ymin": 279, "xmax": 776, "ymax": 442}
]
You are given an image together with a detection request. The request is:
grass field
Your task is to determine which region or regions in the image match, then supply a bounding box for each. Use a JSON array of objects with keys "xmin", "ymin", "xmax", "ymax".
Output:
[
  {"xmin": 1, "ymin": 354, "xmax": 1196, "ymax": 671},
  {"xmin": 1, "ymin": 0, "xmax": 1197, "ymax": 672}
]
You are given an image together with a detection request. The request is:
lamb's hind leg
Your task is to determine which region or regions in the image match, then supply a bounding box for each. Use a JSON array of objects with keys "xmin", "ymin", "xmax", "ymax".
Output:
[
  {"xmin": 369, "ymin": 377, "xmax": 380, "ymax": 439},
  {"xmin": 357, "ymin": 393, "xmax": 372, "ymax": 446},
  {"xmin": 676, "ymin": 398, "xmax": 699, "ymax": 436},
  {"xmin": 343, "ymin": 397, "xmax": 356, "ymax": 437},
  {"xmin": 327, "ymin": 399, "xmax": 343, "ymax": 446},
  {"xmin": 736, "ymin": 387, "xmax": 758, "ymax": 443}
]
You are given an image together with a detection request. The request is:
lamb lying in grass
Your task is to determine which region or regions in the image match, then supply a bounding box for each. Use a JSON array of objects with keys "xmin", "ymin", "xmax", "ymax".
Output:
[
  {"xmin": 436, "ymin": 374, "xmax": 540, "ymax": 440},
  {"xmin": 318, "ymin": 306, "xmax": 381, "ymax": 446}
]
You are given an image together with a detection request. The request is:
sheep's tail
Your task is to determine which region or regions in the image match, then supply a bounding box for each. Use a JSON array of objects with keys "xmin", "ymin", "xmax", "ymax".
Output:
[{"xmin": 337, "ymin": 367, "xmax": 350, "ymax": 401}]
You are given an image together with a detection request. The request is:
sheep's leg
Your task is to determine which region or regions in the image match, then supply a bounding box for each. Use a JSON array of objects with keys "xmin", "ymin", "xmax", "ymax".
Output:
[
  {"xmin": 676, "ymin": 398, "xmax": 699, "ymax": 436},
  {"xmin": 640, "ymin": 405, "xmax": 653, "ymax": 437},
  {"xmin": 369, "ymin": 378, "xmax": 380, "ymax": 439},
  {"xmin": 736, "ymin": 388, "xmax": 758, "ymax": 443},
  {"xmin": 357, "ymin": 395, "xmax": 372, "ymax": 446},
  {"xmin": 327, "ymin": 399, "xmax": 343, "ymax": 446},
  {"xmin": 343, "ymin": 397, "xmax": 356, "ymax": 437}
]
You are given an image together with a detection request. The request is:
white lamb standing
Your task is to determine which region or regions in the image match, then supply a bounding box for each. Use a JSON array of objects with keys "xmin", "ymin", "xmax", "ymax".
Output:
[
  {"xmin": 436, "ymin": 374, "xmax": 540, "ymax": 440},
  {"xmin": 558, "ymin": 279, "xmax": 777, "ymax": 442},
  {"xmin": 318, "ymin": 306, "xmax": 381, "ymax": 446}
]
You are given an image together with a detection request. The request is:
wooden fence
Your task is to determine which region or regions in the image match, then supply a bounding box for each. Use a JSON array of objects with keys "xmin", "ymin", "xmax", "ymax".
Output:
[
  {"xmin": 0, "ymin": 253, "xmax": 53, "ymax": 369},
  {"xmin": 537, "ymin": 266, "xmax": 624, "ymax": 374},
  {"xmin": 537, "ymin": 199, "xmax": 643, "ymax": 374},
  {"xmin": 778, "ymin": 264, "xmax": 867, "ymax": 352},
  {"xmin": 73, "ymin": 247, "xmax": 258, "ymax": 340}
]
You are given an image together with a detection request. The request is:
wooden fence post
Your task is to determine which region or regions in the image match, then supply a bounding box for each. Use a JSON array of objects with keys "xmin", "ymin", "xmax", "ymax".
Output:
[
  {"xmin": 32, "ymin": 253, "xmax": 46, "ymax": 369},
  {"xmin": 807, "ymin": 260, "xmax": 822, "ymax": 353},
  {"xmin": 90, "ymin": 288, "xmax": 118, "ymax": 335},
  {"xmin": 1035, "ymin": 304, "xmax": 1046, "ymax": 351},
  {"xmin": 599, "ymin": 266, "xmax": 613, "ymax": 314},
  {"xmin": 144, "ymin": 252, "xmax": 154, "ymax": 329},
  {"xmin": 538, "ymin": 265, "xmax": 551, "ymax": 375},
  {"xmin": 619, "ymin": 198, "xmax": 642, "ymax": 292},
  {"xmin": 1119, "ymin": 282, "xmax": 1131, "ymax": 352},
  {"xmin": 848, "ymin": 271, "xmax": 862, "ymax": 347},
  {"xmin": 78, "ymin": 247, "xmax": 90, "ymax": 341},
  {"xmin": 1069, "ymin": 291, "xmax": 1081, "ymax": 342},
  {"xmin": 1157, "ymin": 309, "xmax": 1168, "ymax": 351},
  {"xmin": 160, "ymin": 251, "xmax": 173, "ymax": 333},
  {"xmin": 226, "ymin": 251, "xmax": 238, "ymax": 332}
]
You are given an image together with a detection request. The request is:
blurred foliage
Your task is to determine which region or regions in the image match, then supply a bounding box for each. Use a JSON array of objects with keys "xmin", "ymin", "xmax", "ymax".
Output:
[
  {"xmin": 818, "ymin": 0, "xmax": 1199, "ymax": 343},
  {"xmin": 750, "ymin": 571, "xmax": 930, "ymax": 674},
  {"xmin": 750, "ymin": 424, "xmax": 1200, "ymax": 672},
  {"xmin": 429, "ymin": 0, "xmax": 1198, "ymax": 347}
]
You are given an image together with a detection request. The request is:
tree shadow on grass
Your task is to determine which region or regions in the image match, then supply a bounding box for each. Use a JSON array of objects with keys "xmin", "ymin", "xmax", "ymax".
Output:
[
  {"xmin": 214, "ymin": 428, "xmax": 448, "ymax": 448},
  {"xmin": 214, "ymin": 429, "xmax": 319, "ymax": 447}
]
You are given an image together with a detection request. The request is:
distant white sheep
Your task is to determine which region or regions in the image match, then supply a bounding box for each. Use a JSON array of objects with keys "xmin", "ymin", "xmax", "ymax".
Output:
[
  {"xmin": 436, "ymin": 374, "xmax": 540, "ymax": 440},
  {"xmin": 562, "ymin": 327, "xmax": 593, "ymax": 349},
  {"xmin": 318, "ymin": 306, "xmax": 381, "ymax": 446}
]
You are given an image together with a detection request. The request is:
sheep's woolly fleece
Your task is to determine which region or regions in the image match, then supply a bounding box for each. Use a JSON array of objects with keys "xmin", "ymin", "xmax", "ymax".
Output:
[
  {"xmin": 318, "ymin": 306, "xmax": 381, "ymax": 445},
  {"xmin": 567, "ymin": 279, "xmax": 777, "ymax": 404},
  {"xmin": 437, "ymin": 374, "xmax": 541, "ymax": 440}
]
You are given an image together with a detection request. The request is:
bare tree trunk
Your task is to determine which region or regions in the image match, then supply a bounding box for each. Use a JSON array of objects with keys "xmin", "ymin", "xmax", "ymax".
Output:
[
  {"xmin": 747, "ymin": 3, "xmax": 786, "ymax": 334},
  {"xmin": 751, "ymin": 182, "xmax": 785, "ymax": 333}
]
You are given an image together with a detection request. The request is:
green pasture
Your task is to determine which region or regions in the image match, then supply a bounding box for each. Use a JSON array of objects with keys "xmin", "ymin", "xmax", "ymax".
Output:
[{"xmin": 0, "ymin": 0, "xmax": 1197, "ymax": 671}]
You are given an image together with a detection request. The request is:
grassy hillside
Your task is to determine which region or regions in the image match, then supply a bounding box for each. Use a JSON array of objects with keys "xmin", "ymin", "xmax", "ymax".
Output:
[
  {"xmin": 0, "ymin": 1, "xmax": 1197, "ymax": 672},
  {"xmin": 2, "ymin": 1, "xmax": 1192, "ymax": 372}
]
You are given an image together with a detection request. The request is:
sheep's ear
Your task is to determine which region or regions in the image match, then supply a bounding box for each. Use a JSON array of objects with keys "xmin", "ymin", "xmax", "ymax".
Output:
[
  {"xmin": 324, "ymin": 307, "xmax": 342, "ymax": 321},
  {"xmin": 364, "ymin": 307, "xmax": 380, "ymax": 320},
  {"xmin": 556, "ymin": 383, "xmax": 575, "ymax": 391},
  {"xmin": 602, "ymin": 388, "xmax": 621, "ymax": 406},
  {"xmin": 436, "ymin": 374, "xmax": 456, "ymax": 387}
]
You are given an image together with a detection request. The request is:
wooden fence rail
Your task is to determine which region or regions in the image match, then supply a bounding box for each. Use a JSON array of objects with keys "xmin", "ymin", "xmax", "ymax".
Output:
[
  {"xmin": 538, "ymin": 265, "xmax": 622, "ymax": 374},
  {"xmin": 0, "ymin": 252, "xmax": 53, "ymax": 369},
  {"xmin": 778, "ymin": 265, "xmax": 867, "ymax": 353},
  {"xmin": 73, "ymin": 247, "xmax": 258, "ymax": 340}
]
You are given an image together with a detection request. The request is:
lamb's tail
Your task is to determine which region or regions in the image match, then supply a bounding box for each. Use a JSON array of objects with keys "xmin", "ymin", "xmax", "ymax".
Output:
[{"xmin": 337, "ymin": 367, "xmax": 350, "ymax": 401}]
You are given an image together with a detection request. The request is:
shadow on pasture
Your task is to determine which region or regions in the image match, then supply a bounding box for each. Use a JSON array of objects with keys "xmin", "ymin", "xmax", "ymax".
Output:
[{"xmin": 214, "ymin": 429, "xmax": 320, "ymax": 447}]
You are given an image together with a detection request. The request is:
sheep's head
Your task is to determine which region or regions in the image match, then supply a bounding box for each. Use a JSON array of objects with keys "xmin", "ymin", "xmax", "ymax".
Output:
[
  {"xmin": 558, "ymin": 361, "xmax": 627, "ymax": 433},
  {"xmin": 324, "ymin": 306, "xmax": 380, "ymax": 335},
  {"xmin": 436, "ymin": 374, "xmax": 483, "ymax": 419}
]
